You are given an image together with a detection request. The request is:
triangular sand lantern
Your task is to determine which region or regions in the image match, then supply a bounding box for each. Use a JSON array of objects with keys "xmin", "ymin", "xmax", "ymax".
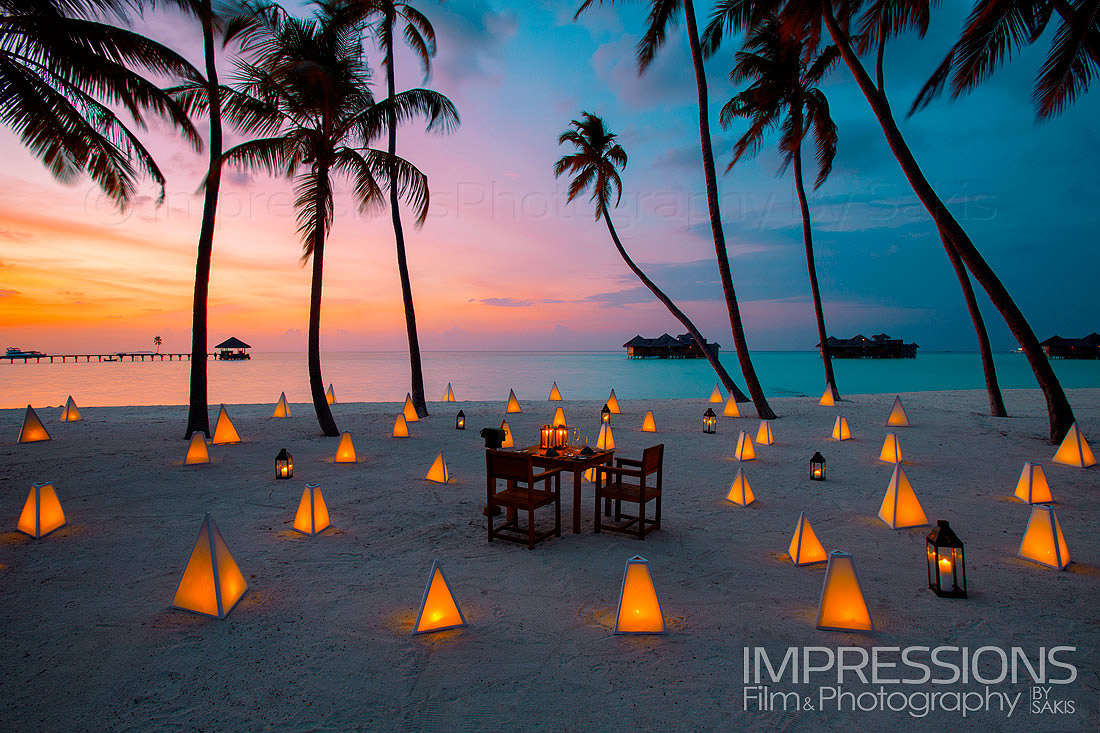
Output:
[
  {"xmin": 597, "ymin": 424, "xmax": 615, "ymax": 450},
  {"xmin": 614, "ymin": 555, "xmax": 667, "ymax": 634},
  {"xmin": 1018, "ymin": 504, "xmax": 1071, "ymax": 570},
  {"xmin": 708, "ymin": 383, "xmax": 724, "ymax": 403},
  {"xmin": 548, "ymin": 382, "xmax": 563, "ymax": 401},
  {"xmin": 819, "ymin": 384, "xmax": 836, "ymax": 406},
  {"xmin": 293, "ymin": 483, "xmax": 330, "ymax": 536},
  {"xmin": 1051, "ymin": 423, "xmax": 1096, "ymax": 468},
  {"xmin": 184, "ymin": 433, "xmax": 210, "ymax": 465},
  {"xmin": 412, "ymin": 560, "xmax": 467, "ymax": 635},
  {"xmin": 726, "ymin": 468, "xmax": 755, "ymax": 506},
  {"xmin": 734, "ymin": 431, "xmax": 755, "ymax": 461},
  {"xmin": 17, "ymin": 405, "xmax": 50, "ymax": 443},
  {"xmin": 878, "ymin": 465, "xmax": 928, "ymax": 529},
  {"xmin": 722, "ymin": 395, "xmax": 740, "ymax": 417},
  {"xmin": 830, "ymin": 416, "xmax": 852, "ymax": 441},
  {"xmin": 605, "ymin": 389, "xmax": 620, "ymax": 414},
  {"xmin": 171, "ymin": 513, "xmax": 247, "ymax": 619},
  {"xmin": 426, "ymin": 452, "xmax": 449, "ymax": 483},
  {"xmin": 392, "ymin": 414, "xmax": 409, "ymax": 438},
  {"xmin": 641, "ymin": 410, "xmax": 656, "ymax": 433},
  {"xmin": 755, "ymin": 420, "xmax": 774, "ymax": 446},
  {"xmin": 273, "ymin": 392, "xmax": 291, "ymax": 418},
  {"xmin": 788, "ymin": 513, "xmax": 827, "ymax": 565},
  {"xmin": 325, "ymin": 384, "xmax": 336, "ymax": 405},
  {"xmin": 885, "ymin": 396, "xmax": 910, "ymax": 427},
  {"xmin": 211, "ymin": 405, "xmax": 241, "ymax": 445},
  {"xmin": 441, "ymin": 382, "xmax": 456, "ymax": 402},
  {"xmin": 1014, "ymin": 463, "xmax": 1054, "ymax": 504},
  {"xmin": 506, "ymin": 389, "xmax": 522, "ymax": 413},
  {"xmin": 16, "ymin": 482, "xmax": 66, "ymax": 538},
  {"xmin": 59, "ymin": 396, "xmax": 82, "ymax": 422},
  {"xmin": 878, "ymin": 433, "xmax": 903, "ymax": 463},
  {"xmin": 334, "ymin": 432, "xmax": 357, "ymax": 463},
  {"xmin": 402, "ymin": 393, "xmax": 419, "ymax": 422},
  {"xmin": 552, "ymin": 406, "xmax": 566, "ymax": 427},
  {"xmin": 499, "ymin": 419, "xmax": 514, "ymax": 448},
  {"xmin": 816, "ymin": 551, "xmax": 873, "ymax": 631}
]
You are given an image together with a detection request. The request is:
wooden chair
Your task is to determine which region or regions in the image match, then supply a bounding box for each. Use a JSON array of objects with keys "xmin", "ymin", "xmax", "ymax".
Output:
[
  {"xmin": 486, "ymin": 449, "xmax": 562, "ymax": 549},
  {"xmin": 594, "ymin": 444, "xmax": 664, "ymax": 540}
]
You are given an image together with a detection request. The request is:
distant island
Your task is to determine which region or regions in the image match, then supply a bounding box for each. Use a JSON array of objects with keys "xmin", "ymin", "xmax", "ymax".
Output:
[
  {"xmin": 819, "ymin": 333, "xmax": 918, "ymax": 359},
  {"xmin": 623, "ymin": 333, "xmax": 720, "ymax": 359}
]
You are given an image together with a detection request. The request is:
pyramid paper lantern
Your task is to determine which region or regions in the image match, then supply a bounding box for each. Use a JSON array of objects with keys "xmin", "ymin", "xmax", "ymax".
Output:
[
  {"xmin": 879, "ymin": 433, "xmax": 902, "ymax": 463},
  {"xmin": 1051, "ymin": 423, "xmax": 1096, "ymax": 468},
  {"xmin": 606, "ymin": 389, "xmax": 620, "ymax": 414},
  {"xmin": 734, "ymin": 431, "xmax": 755, "ymax": 461},
  {"xmin": 641, "ymin": 410, "xmax": 656, "ymax": 433},
  {"xmin": 725, "ymin": 468, "xmax": 755, "ymax": 506},
  {"xmin": 426, "ymin": 452, "xmax": 449, "ymax": 483},
  {"xmin": 402, "ymin": 393, "xmax": 419, "ymax": 422},
  {"xmin": 1018, "ymin": 504, "xmax": 1071, "ymax": 570},
  {"xmin": 325, "ymin": 384, "xmax": 336, "ymax": 405},
  {"xmin": 1014, "ymin": 463, "xmax": 1054, "ymax": 504},
  {"xmin": 878, "ymin": 465, "xmax": 928, "ymax": 529},
  {"xmin": 334, "ymin": 432, "xmax": 357, "ymax": 463},
  {"xmin": 722, "ymin": 395, "xmax": 740, "ymax": 417},
  {"xmin": 552, "ymin": 406, "xmax": 566, "ymax": 427},
  {"xmin": 412, "ymin": 560, "xmax": 467, "ymax": 635},
  {"xmin": 184, "ymin": 433, "xmax": 210, "ymax": 465},
  {"xmin": 788, "ymin": 513, "xmax": 827, "ymax": 565},
  {"xmin": 755, "ymin": 421, "xmax": 774, "ymax": 446},
  {"xmin": 17, "ymin": 405, "xmax": 50, "ymax": 443},
  {"xmin": 499, "ymin": 419, "xmax": 514, "ymax": 448},
  {"xmin": 506, "ymin": 389, "xmax": 522, "ymax": 413},
  {"xmin": 273, "ymin": 392, "xmax": 290, "ymax": 418},
  {"xmin": 171, "ymin": 513, "xmax": 247, "ymax": 619},
  {"xmin": 708, "ymin": 383, "xmax": 724, "ymax": 403},
  {"xmin": 441, "ymin": 382, "xmax": 456, "ymax": 402},
  {"xmin": 885, "ymin": 396, "xmax": 910, "ymax": 427},
  {"xmin": 816, "ymin": 551, "xmax": 873, "ymax": 631},
  {"xmin": 392, "ymin": 413, "xmax": 409, "ymax": 438},
  {"xmin": 211, "ymin": 405, "xmax": 241, "ymax": 445},
  {"xmin": 293, "ymin": 483, "xmax": 330, "ymax": 535},
  {"xmin": 16, "ymin": 482, "xmax": 66, "ymax": 538},
  {"xmin": 819, "ymin": 385, "xmax": 836, "ymax": 406},
  {"xmin": 597, "ymin": 424, "xmax": 615, "ymax": 450},
  {"xmin": 548, "ymin": 382, "xmax": 563, "ymax": 401},
  {"xmin": 614, "ymin": 555, "xmax": 666, "ymax": 634},
  {"xmin": 830, "ymin": 416, "xmax": 852, "ymax": 441},
  {"xmin": 59, "ymin": 396, "xmax": 82, "ymax": 422}
]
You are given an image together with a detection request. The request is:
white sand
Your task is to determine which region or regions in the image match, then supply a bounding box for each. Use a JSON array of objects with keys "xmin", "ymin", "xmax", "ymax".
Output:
[{"xmin": 0, "ymin": 389, "xmax": 1097, "ymax": 731}]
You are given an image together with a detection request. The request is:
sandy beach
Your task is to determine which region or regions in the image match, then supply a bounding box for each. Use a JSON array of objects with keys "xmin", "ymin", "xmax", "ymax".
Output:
[{"xmin": 1, "ymin": 388, "xmax": 1097, "ymax": 731}]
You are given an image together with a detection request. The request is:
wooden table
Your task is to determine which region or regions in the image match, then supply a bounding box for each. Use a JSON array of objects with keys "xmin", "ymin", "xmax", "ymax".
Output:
[{"xmin": 518, "ymin": 446, "xmax": 614, "ymax": 534}]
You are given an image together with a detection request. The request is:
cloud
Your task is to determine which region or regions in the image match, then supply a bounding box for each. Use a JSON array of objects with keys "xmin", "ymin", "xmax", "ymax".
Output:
[
  {"xmin": 0, "ymin": 229, "xmax": 31, "ymax": 242},
  {"xmin": 426, "ymin": 0, "xmax": 520, "ymax": 93},
  {"xmin": 472, "ymin": 296, "xmax": 566, "ymax": 307},
  {"xmin": 0, "ymin": 289, "xmax": 18, "ymax": 297}
]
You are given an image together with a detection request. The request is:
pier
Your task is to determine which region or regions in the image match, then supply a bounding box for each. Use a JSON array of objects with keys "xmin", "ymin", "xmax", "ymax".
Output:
[{"xmin": 2, "ymin": 352, "xmax": 216, "ymax": 363}]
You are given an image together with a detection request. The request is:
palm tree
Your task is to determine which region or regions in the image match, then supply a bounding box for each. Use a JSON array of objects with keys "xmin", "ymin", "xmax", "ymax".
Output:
[
  {"xmin": 719, "ymin": 18, "xmax": 842, "ymax": 400},
  {"xmin": 703, "ymin": 0, "xmax": 1074, "ymax": 441},
  {"xmin": 154, "ymin": 335, "xmax": 163, "ymax": 353},
  {"xmin": 575, "ymin": 0, "xmax": 775, "ymax": 418},
  {"xmin": 554, "ymin": 112, "xmax": 749, "ymax": 401},
  {"xmin": 219, "ymin": 0, "xmax": 432, "ymax": 436}
]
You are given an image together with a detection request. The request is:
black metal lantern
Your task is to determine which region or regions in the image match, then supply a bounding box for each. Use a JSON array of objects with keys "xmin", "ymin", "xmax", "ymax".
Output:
[
  {"xmin": 540, "ymin": 424, "xmax": 552, "ymax": 450},
  {"xmin": 601, "ymin": 403, "xmax": 611, "ymax": 425},
  {"xmin": 553, "ymin": 424, "xmax": 568, "ymax": 448},
  {"xmin": 810, "ymin": 452, "xmax": 826, "ymax": 481},
  {"xmin": 703, "ymin": 407, "xmax": 717, "ymax": 434},
  {"xmin": 456, "ymin": 410, "xmax": 466, "ymax": 430},
  {"xmin": 927, "ymin": 520, "xmax": 967, "ymax": 598},
  {"xmin": 275, "ymin": 448, "xmax": 293, "ymax": 479}
]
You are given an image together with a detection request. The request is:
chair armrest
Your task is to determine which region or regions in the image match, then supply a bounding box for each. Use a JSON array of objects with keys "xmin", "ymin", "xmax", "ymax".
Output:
[
  {"xmin": 597, "ymin": 465, "xmax": 642, "ymax": 478},
  {"xmin": 533, "ymin": 467, "xmax": 564, "ymax": 481},
  {"xmin": 615, "ymin": 457, "xmax": 642, "ymax": 467}
]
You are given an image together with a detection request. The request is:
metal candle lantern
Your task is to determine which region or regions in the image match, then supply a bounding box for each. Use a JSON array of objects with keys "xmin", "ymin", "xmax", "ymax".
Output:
[
  {"xmin": 553, "ymin": 424, "xmax": 568, "ymax": 449},
  {"xmin": 703, "ymin": 408, "xmax": 716, "ymax": 434},
  {"xmin": 456, "ymin": 410, "xmax": 465, "ymax": 430},
  {"xmin": 275, "ymin": 448, "xmax": 293, "ymax": 479},
  {"xmin": 810, "ymin": 452, "xmax": 826, "ymax": 481},
  {"xmin": 540, "ymin": 425, "xmax": 552, "ymax": 450},
  {"xmin": 927, "ymin": 520, "xmax": 967, "ymax": 598},
  {"xmin": 601, "ymin": 403, "xmax": 611, "ymax": 425}
]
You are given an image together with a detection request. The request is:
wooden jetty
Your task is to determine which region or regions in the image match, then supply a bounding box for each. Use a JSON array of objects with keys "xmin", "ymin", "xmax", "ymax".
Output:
[{"xmin": 2, "ymin": 352, "xmax": 216, "ymax": 363}]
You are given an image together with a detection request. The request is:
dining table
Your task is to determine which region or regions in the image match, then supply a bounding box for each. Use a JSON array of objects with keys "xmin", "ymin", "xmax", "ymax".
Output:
[{"xmin": 516, "ymin": 445, "xmax": 614, "ymax": 534}]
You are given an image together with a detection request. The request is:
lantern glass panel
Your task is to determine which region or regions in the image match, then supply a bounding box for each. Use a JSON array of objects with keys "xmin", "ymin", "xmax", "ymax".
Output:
[
  {"xmin": 540, "ymin": 425, "xmax": 552, "ymax": 450},
  {"xmin": 456, "ymin": 411, "xmax": 465, "ymax": 430},
  {"xmin": 554, "ymin": 425, "xmax": 568, "ymax": 448},
  {"xmin": 601, "ymin": 404, "xmax": 611, "ymax": 424},
  {"xmin": 703, "ymin": 408, "xmax": 716, "ymax": 434}
]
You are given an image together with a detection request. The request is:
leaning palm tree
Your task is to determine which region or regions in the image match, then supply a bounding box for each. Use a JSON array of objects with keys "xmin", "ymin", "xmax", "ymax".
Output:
[
  {"xmin": 719, "ymin": 18, "xmax": 842, "ymax": 400},
  {"xmin": 219, "ymin": 0, "xmax": 431, "ymax": 436},
  {"xmin": 575, "ymin": 0, "xmax": 774, "ymax": 417},
  {"xmin": 555, "ymin": 112, "xmax": 749, "ymax": 401}
]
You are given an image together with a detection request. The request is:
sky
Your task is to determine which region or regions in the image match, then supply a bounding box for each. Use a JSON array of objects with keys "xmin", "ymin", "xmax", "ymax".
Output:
[{"xmin": 1, "ymin": 1, "xmax": 1097, "ymax": 354}]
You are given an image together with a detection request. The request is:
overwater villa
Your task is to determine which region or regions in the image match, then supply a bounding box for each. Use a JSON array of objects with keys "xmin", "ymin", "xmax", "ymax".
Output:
[{"xmin": 820, "ymin": 333, "xmax": 919, "ymax": 359}]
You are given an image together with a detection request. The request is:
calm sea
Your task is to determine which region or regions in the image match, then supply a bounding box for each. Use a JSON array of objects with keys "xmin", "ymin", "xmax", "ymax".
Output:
[{"xmin": 1, "ymin": 351, "xmax": 1097, "ymax": 409}]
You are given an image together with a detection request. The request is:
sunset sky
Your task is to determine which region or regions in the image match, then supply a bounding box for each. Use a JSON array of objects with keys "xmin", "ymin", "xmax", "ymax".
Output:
[{"xmin": 1, "ymin": 1, "xmax": 1096, "ymax": 354}]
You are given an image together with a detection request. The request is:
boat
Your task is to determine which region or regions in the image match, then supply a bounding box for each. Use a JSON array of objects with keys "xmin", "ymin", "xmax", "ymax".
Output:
[{"xmin": 4, "ymin": 347, "xmax": 46, "ymax": 358}]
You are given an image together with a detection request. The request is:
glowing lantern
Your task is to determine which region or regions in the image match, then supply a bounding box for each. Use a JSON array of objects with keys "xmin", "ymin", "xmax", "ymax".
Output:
[
  {"xmin": 722, "ymin": 395, "xmax": 740, "ymax": 417},
  {"xmin": 499, "ymin": 419, "xmax": 514, "ymax": 448},
  {"xmin": 506, "ymin": 389, "xmax": 522, "ymax": 413},
  {"xmin": 734, "ymin": 431, "xmax": 755, "ymax": 461},
  {"xmin": 273, "ymin": 392, "xmax": 290, "ymax": 418},
  {"xmin": 810, "ymin": 452, "xmax": 826, "ymax": 481},
  {"xmin": 885, "ymin": 396, "xmax": 910, "ymax": 427},
  {"xmin": 819, "ymin": 384, "xmax": 836, "ymax": 406},
  {"xmin": 17, "ymin": 405, "xmax": 50, "ymax": 443},
  {"xmin": 554, "ymin": 425, "xmax": 568, "ymax": 448},
  {"xmin": 275, "ymin": 448, "xmax": 293, "ymax": 478},
  {"xmin": 552, "ymin": 406, "xmax": 566, "ymax": 427},
  {"xmin": 606, "ymin": 389, "xmax": 620, "ymax": 414},
  {"xmin": 426, "ymin": 452, "xmax": 449, "ymax": 483},
  {"xmin": 334, "ymin": 432, "xmax": 357, "ymax": 463},
  {"xmin": 325, "ymin": 384, "xmax": 336, "ymax": 405},
  {"xmin": 293, "ymin": 483, "xmax": 330, "ymax": 536},
  {"xmin": 59, "ymin": 396, "xmax": 82, "ymax": 422},
  {"xmin": 816, "ymin": 551, "xmax": 873, "ymax": 631},
  {"xmin": 412, "ymin": 560, "xmax": 467, "ymax": 635},
  {"xmin": 442, "ymin": 383, "xmax": 456, "ymax": 402},
  {"xmin": 788, "ymin": 513, "xmax": 827, "ymax": 565},
  {"xmin": 184, "ymin": 433, "xmax": 210, "ymax": 465},
  {"xmin": 725, "ymin": 468, "xmax": 755, "ymax": 506},
  {"xmin": 402, "ymin": 394, "xmax": 419, "ymax": 422},
  {"xmin": 830, "ymin": 416, "xmax": 851, "ymax": 441},
  {"xmin": 1051, "ymin": 423, "xmax": 1096, "ymax": 467},
  {"xmin": 1014, "ymin": 462, "xmax": 1053, "ymax": 504},
  {"xmin": 548, "ymin": 382, "xmax": 563, "ymax": 401},
  {"xmin": 601, "ymin": 403, "xmax": 612, "ymax": 425},
  {"xmin": 755, "ymin": 420, "xmax": 774, "ymax": 446},
  {"xmin": 1018, "ymin": 504, "xmax": 1070, "ymax": 570},
  {"xmin": 878, "ymin": 465, "xmax": 928, "ymax": 529},
  {"xmin": 641, "ymin": 410, "xmax": 656, "ymax": 433},
  {"xmin": 708, "ymin": 383, "xmax": 724, "ymax": 403},
  {"xmin": 597, "ymin": 424, "xmax": 614, "ymax": 450},
  {"xmin": 171, "ymin": 513, "xmax": 247, "ymax": 619},
  {"xmin": 927, "ymin": 520, "xmax": 966, "ymax": 598},
  {"xmin": 879, "ymin": 433, "xmax": 903, "ymax": 463},
  {"xmin": 392, "ymin": 414, "xmax": 409, "ymax": 438},
  {"xmin": 703, "ymin": 407, "xmax": 717, "ymax": 434},
  {"xmin": 211, "ymin": 404, "xmax": 241, "ymax": 445},
  {"xmin": 455, "ymin": 410, "xmax": 466, "ymax": 430},
  {"xmin": 613, "ymin": 555, "xmax": 666, "ymax": 634},
  {"xmin": 16, "ymin": 482, "xmax": 66, "ymax": 538},
  {"xmin": 540, "ymin": 425, "xmax": 552, "ymax": 450}
]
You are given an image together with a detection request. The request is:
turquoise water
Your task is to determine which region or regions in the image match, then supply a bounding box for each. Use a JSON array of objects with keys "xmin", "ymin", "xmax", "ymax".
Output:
[{"xmin": 1, "ymin": 351, "xmax": 1096, "ymax": 408}]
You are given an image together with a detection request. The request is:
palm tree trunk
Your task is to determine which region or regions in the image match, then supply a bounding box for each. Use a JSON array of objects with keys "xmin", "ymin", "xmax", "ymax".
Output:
[
  {"xmin": 791, "ymin": 124, "xmax": 839, "ymax": 400},
  {"xmin": 821, "ymin": 1, "xmax": 1073, "ymax": 441},
  {"xmin": 309, "ymin": 166, "xmax": 339, "ymax": 437},
  {"xmin": 682, "ymin": 0, "xmax": 775, "ymax": 419},
  {"xmin": 385, "ymin": 12, "xmax": 429, "ymax": 418},
  {"xmin": 601, "ymin": 206, "xmax": 747, "ymax": 400},
  {"xmin": 184, "ymin": 3, "xmax": 221, "ymax": 440}
]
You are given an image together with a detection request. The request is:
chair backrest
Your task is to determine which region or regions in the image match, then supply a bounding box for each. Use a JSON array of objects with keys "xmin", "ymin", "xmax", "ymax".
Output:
[
  {"xmin": 641, "ymin": 444, "xmax": 664, "ymax": 475},
  {"xmin": 486, "ymin": 449, "xmax": 533, "ymax": 483}
]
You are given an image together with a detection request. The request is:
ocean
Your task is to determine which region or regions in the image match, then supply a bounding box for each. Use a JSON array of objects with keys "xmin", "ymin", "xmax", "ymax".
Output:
[{"xmin": 1, "ymin": 351, "xmax": 1097, "ymax": 409}]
